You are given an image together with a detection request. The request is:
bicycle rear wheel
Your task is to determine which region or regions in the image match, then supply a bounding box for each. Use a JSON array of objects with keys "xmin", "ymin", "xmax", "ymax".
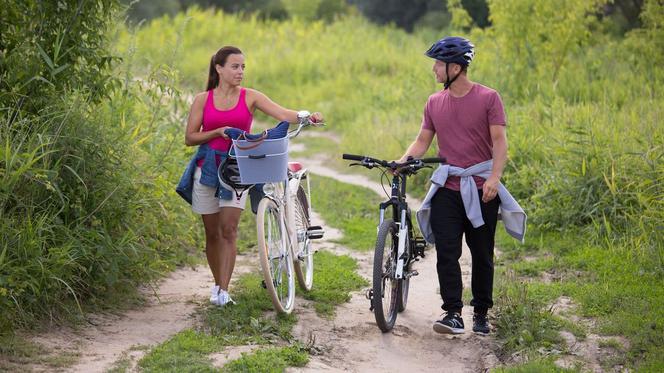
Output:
[
  {"xmin": 256, "ymin": 197, "xmax": 295, "ymax": 314},
  {"xmin": 372, "ymin": 219, "xmax": 400, "ymax": 332},
  {"xmin": 293, "ymin": 185, "xmax": 314, "ymax": 291}
]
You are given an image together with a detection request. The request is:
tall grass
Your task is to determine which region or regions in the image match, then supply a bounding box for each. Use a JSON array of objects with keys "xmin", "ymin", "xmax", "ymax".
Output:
[{"xmin": 1, "ymin": 13, "xmax": 204, "ymax": 333}]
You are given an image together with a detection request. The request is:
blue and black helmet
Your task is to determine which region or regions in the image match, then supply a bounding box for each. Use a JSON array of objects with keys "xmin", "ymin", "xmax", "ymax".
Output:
[{"xmin": 425, "ymin": 36, "xmax": 475, "ymax": 66}]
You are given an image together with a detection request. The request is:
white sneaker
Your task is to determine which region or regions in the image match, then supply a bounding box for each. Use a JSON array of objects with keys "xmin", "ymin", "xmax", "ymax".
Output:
[
  {"xmin": 209, "ymin": 285, "xmax": 220, "ymax": 305},
  {"xmin": 217, "ymin": 289, "xmax": 236, "ymax": 306}
]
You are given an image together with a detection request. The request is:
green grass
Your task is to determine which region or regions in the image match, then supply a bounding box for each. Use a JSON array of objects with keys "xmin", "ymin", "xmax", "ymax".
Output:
[
  {"xmin": 221, "ymin": 345, "xmax": 309, "ymax": 373},
  {"xmin": 0, "ymin": 334, "xmax": 79, "ymax": 371},
  {"xmin": 302, "ymin": 251, "xmax": 368, "ymax": 316},
  {"xmin": 493, "ymin": 358, "xmax": 579, "ymax": 373},
  {"xmin": 494, "ymin": 227, "xmax": 664, "ymax": 371},
  {"xmin": 309, "ymin": 174, "xmax": 382, "ymax": 252}
]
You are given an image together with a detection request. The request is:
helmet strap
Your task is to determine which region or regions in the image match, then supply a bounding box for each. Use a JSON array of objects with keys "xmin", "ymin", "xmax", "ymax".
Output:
[{"xmin": 444, "ymin": 63, "xmax": 461, "ymax": 90}]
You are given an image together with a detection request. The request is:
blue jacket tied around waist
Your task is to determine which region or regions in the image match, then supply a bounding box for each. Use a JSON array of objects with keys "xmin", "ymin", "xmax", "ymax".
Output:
[{"xmin": 176, "ymin": 143, "xmax": 232, "ymax": 204}]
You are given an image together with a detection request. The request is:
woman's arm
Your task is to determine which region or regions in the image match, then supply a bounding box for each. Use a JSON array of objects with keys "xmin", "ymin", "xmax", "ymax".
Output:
[
  {"xmin": 249, "ymin": 89, "xmax": 323, "ymax": 123},
  {"xmin": 184, "ymin": 92, "xmax": 229, "ymax": 146}
]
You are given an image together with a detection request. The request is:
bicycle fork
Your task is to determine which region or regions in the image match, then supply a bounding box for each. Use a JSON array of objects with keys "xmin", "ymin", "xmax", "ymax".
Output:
[{"xmin": 377, "ymin": 207, "xmax": 411, "ymax": 280}]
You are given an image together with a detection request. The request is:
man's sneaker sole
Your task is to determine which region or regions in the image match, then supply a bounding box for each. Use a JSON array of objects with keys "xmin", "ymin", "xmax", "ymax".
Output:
[
  {"xmin": 433, "ymin": 322, "xmax": 465, "ymax": 335},
  {"xmin": 472, "ymin": 327, "xmax": 490, "ymax": 335}
]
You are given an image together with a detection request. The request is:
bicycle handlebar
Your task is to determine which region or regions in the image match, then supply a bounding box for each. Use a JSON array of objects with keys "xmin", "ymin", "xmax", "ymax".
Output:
[
  {"xmin": 342, "ymin": 154, "xmax": 364, "ymax": 161},
  {"xmin": 342, "ymin": 153, "xmax": 446, "ymax": 169}
]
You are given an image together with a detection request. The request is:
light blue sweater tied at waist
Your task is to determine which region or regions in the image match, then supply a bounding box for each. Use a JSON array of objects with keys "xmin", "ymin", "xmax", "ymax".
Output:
[{"xmin": 416, "ymin": 160, "xmax": 527, "ymax": 244}]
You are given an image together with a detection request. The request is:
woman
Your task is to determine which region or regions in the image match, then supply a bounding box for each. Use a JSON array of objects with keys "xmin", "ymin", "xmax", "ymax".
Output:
[{"xmin": 177, "ymin": 46, "xmax": 324, "ymax": 306}]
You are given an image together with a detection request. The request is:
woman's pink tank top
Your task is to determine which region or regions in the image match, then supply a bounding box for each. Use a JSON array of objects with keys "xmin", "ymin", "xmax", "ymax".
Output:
[{"xmin": 196, "ymin": 88, "xmax": 253, "ymax": 167}]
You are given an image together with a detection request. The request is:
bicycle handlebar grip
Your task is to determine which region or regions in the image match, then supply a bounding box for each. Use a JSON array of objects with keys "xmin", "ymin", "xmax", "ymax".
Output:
[
  {"xmin": 421, "ymin": 157, "xmax": 446, "ymax": 164},
  {"xmin": 342, "ymin": 154, "xmax": 364, "ymax": 161}
]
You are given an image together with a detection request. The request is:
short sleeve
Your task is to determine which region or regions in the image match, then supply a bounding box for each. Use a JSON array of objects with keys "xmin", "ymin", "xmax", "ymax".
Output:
[
  {"xmin": 488, "ymin": 91, "xmax": 506, "ymax": 126},
  {"xmin": 421, "ymin": 98, "xmax": 434, "ymax": 131}
]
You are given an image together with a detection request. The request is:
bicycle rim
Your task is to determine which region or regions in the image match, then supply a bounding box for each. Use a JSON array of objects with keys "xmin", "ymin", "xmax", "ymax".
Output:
[
  {"xmin": 293, "ymin": 186, "xmax": 314, "ymax": 291},
  {"xmin": 372, "ymin": 219, "xmax": 399, "ymax": 332},
  {"xmin": 257, "ymin": 198, "xmax": 295, "ymax": 314}
]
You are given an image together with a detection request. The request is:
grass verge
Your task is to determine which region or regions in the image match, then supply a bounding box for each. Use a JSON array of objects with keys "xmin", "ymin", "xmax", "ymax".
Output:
[
  {"xmin": 309, "ymin": 174, "xmax": 382, "ymax": 252},
  {"xmin": 493, "ymin": 227, "xmax": 664, "ymax": 371}
]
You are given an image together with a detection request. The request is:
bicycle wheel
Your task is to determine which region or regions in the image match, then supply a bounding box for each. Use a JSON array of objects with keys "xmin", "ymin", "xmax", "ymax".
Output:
[
  {"xmin": 256, "ymin": 197, "xmax": 295, "ymax": 314},
  {"xmin": 293, "ymin": 185, "xmax": 314, "ymax": 291},
  {"xmin": 372, "ymin": 218, "xmax": 400, "ymax": 332},
  {"xmin": 397, "ymin": 230, "xmax": 410, "ymax": 312}
]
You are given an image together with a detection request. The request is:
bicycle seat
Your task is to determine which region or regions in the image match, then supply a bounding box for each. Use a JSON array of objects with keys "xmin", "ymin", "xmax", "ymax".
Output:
[{"xmin": 288, "ymin": 162, "xmax": 303, "ymax": 172}]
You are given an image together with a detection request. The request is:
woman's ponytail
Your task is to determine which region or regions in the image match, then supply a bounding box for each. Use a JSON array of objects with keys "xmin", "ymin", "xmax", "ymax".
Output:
[
  {"xmin": 206, "ymin": 55, "xmax": 219, "ymax": 91},
  {"xmin": 205, "ymin": 46, "xmax": 243, "ymax": 91}
]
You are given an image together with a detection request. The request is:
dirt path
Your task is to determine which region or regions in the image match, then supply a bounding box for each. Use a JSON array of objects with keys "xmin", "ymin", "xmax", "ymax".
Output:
[
  {"xmin": 28, "ymin": 257, "xmax": 256, "ymax": 372},
  {"xmin": 289, "ymin": 154, "xmax": 499, "ymax": 373}
]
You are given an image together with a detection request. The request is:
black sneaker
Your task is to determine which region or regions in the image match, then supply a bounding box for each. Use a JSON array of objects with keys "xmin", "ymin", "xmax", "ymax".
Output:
[
  {"xmin": 472, "ymin": 312, "xmax": 490, "ymax": 335},
  {"xmin": 433, "ymin": 312, "xmax": 465, "ymax": 334}
]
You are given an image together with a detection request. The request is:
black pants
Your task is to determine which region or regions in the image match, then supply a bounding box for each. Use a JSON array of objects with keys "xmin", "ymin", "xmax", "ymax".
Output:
[{"xmin": 430, "ymin": 187, "xmax": 499, "ymax": 314}]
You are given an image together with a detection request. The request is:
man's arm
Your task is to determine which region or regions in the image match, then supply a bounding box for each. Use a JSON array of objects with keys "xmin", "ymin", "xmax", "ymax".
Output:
[
  {"xmin": 399, "ymin": 128, "xmax": 435, "ymax": 162},
  {"xmin": 482, "ymin": 124, "xmax": 507, "ymax": 202}
]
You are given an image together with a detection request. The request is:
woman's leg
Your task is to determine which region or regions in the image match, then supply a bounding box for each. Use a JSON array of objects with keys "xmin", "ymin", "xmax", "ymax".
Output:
[
  {"xmin": 218, "ymin": 207, "xmax": 242, "ymax": 291},
  {"xmin": 201, "ymin": 212, "xmax": 223, "ymax": 285}
]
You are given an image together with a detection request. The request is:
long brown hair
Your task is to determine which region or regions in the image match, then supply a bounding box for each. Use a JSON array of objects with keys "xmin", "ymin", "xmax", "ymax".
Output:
[{"xmin": 206, "ymin": 46, "xmax": 243, "ymax": 91}]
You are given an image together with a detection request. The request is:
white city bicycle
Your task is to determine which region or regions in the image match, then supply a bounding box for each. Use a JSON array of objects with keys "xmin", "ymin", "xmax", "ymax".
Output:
[{"xmin": 235, "ymin": 113, "xmax": 324, "ymax": 313}]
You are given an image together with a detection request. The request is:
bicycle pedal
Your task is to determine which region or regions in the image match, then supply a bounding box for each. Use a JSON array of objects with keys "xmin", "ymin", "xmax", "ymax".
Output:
[
  {"xmin": 413, "ymin": 237, "xmax": 427, "ymax": 257},
  {"xmin": 405, "ymin": 270, "xmax": 419, "ymax": 278},
  {"xmin": 307, "ymin": 226, "xmax": 324, "ymax": 239},
  {"xmin": 365, "ymin": 288, "xmax": 375, "ymax": 311}
]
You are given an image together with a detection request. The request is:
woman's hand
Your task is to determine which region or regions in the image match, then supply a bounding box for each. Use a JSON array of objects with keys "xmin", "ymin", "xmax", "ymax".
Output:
[
  {"xmin": 216, "ymin": 126, "xmax": 231, "ymax": 139},
  {"xmin": 310, "ymin": 112, "xmax": 324, "ymax": 126}
]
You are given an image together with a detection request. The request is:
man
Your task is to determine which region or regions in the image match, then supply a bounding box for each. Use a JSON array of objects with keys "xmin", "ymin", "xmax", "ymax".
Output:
[{"xmin": 399, "ymin": 36, "xmax": 526, "ymax": 335}]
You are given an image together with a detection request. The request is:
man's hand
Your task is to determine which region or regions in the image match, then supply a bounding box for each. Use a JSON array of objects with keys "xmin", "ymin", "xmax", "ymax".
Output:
[{"xmin": 482, "ymin": 176, "xmax": 500, "ymax": 202}]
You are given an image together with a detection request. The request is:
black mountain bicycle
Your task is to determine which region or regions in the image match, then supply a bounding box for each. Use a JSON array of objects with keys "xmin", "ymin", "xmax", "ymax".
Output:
[{"xmin": 342, "ymin": 154, "xmax": 445, "ymax": 332}]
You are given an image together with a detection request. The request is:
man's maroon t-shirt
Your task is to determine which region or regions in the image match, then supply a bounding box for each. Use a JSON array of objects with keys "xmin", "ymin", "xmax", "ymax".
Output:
[{"xmin": 421, "ymin": 83, "xmax": 506, "ymax": 191}]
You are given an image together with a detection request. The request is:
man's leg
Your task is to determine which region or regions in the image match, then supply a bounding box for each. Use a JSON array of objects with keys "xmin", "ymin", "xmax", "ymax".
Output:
[
  {"xmin": 465, "ymin": 190, "xmax": 499, "ymax": 333},
  {"xmin": 431, "ymin": 188, "xmax": 466, "ymax": 313}
]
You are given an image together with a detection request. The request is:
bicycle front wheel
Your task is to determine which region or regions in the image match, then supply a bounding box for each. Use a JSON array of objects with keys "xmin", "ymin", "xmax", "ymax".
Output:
[
  {"xmin": 372, "ymin": 219, "xmax": 400, "ymax": 332},
  {"xmin": 256, "ymin": 197, "xmax": 295, "ymax": 314},
  {"xmin": 293, "ymin": 185, "xmax": 314, "ymax": 291},
  {"xmin": 397, "ymin": 230, "xmax": 411, "ymax": 312}
]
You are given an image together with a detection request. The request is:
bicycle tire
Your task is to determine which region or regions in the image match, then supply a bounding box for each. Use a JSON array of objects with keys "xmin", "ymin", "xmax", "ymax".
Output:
[
  {"xmin": 256, "ymin": 197, "xmax": 295, "ymax": 314},
  {"xmin": 293, "ymin": 185, "xmax": 314, "ymax": 291},
  {"xmin": 372, "ymin": 219, "xmax": 400, "ymax": 332}
]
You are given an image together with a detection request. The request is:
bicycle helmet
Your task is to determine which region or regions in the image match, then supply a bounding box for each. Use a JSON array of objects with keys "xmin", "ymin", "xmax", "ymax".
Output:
[
  {"xmin": 218, "ymin": 156, "xmax": 251, "ymax": 198},
  {"xmin": 425, "ymin": 36, "xmax": 475, "ymax": 66}
]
